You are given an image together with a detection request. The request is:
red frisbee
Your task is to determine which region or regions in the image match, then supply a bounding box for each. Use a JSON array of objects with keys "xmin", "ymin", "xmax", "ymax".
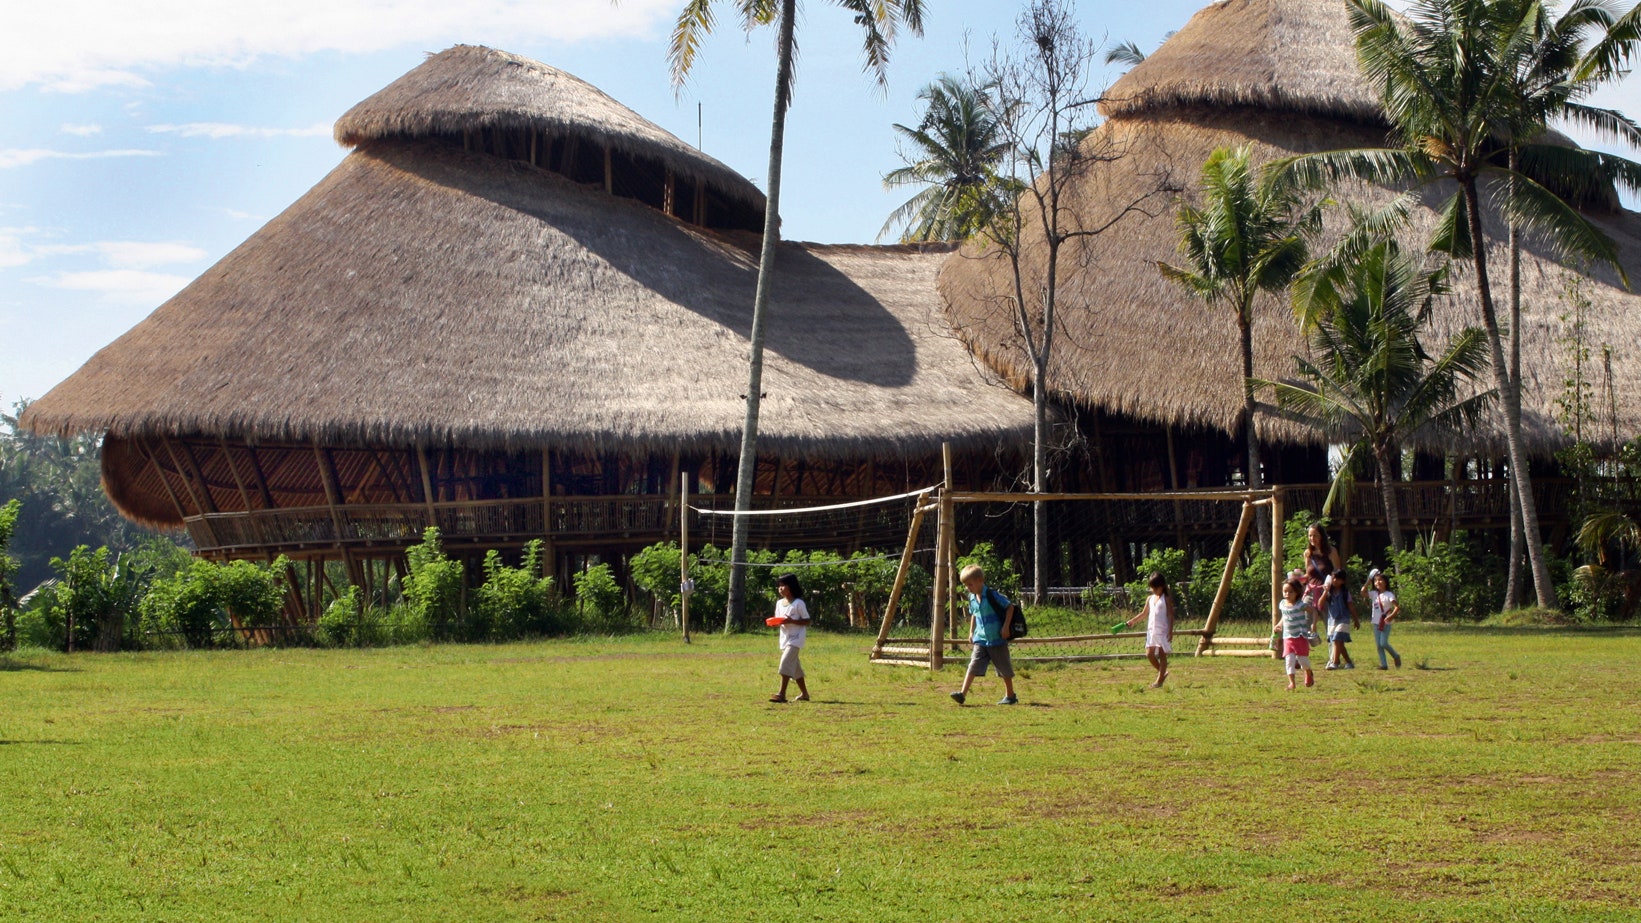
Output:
[{"xmin": 765, "ymin": 616, "xmax": 786, "ymax": 627}]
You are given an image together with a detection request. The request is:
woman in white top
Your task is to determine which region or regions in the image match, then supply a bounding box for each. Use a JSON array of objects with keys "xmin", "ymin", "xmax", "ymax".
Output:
[{"xmin": 769, "ymin": 573, "xmax": 811, "ymax": 703}]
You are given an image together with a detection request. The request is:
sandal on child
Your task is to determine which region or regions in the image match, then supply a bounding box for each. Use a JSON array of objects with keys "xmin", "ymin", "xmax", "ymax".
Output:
[{"xmin": 768, "ymin": 694, "xmax": 787, "ymax": 703}]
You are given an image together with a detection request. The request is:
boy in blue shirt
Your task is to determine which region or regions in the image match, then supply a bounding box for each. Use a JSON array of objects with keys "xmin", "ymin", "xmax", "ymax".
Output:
[{"xmin": 950, "ymin": 564, "xmax": 1019, "ymax": 705}]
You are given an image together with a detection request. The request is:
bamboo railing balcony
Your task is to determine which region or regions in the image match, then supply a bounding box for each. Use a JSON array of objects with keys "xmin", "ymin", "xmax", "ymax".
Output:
[{"xmin": 180, "ymin": 480, "xmax": 1579, "ymax": 557}]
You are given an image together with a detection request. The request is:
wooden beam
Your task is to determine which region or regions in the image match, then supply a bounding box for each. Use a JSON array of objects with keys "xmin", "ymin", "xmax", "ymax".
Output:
[
  {"xmin": 313, "ymin": 444, "xmax": 349, "ymax": 544},
  {"xmin": 243, "ymin": 444, "xmax": 277, "ymax": 509},
  {"xmin": 663, "ymin": 169, "xmax": 676, "ymax": 216},
  {"xmin": 136, "ymin": 437, "xmax": 190, "ymax": 522},
  {"xmin": 416, "ymin": 445, "xmax": 437, "ymax": 522},
  {"xmin": 173, "ymin": 441, "xmax": 219, "ymax": 514},
  {"xmin": 218, "ymin": 440, "xmax": 255, "ymax": 512}
]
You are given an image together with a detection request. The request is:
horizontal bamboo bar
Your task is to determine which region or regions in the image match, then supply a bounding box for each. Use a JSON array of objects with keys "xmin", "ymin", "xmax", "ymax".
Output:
[
  {"xmin": 1204, "ymin": 637, "xmax": 1272, "ymax": 645},
  {"xmin": 946, "ymin": 489, "xmax": 1271, "ymax": 504},
  {"xmin": 942, "ymin": 629, "xmax": 1211, "ymax": 646},
  {"xmin": 869, "ymin": 658, "xmax": 934, "ymax": 668},
  {"xmin": 1011, "ymin": 653, "xmax": 1150, "ymax": 663},
  {"xmin": 875, "ymin": 646, "xmax": 936, "ymax": 657},
  {"xmin": 1197, "ymin": 649, "xmax": 1276, "ymax": 657}
]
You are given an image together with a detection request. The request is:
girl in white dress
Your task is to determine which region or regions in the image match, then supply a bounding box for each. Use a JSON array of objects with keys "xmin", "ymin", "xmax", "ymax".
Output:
[{"xmin": 1125, "ymin": 572, "xmax": 1175, "ymax": 688}]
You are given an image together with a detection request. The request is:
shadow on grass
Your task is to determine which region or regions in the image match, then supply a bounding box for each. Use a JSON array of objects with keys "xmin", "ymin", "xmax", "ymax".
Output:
[
  {"xmin": 0, "ymin": 739, "xmax": 82, "ymax": 746},
  {"xmin": 0, "ymin": 659, "xmax": 76, "ymax": 673}
]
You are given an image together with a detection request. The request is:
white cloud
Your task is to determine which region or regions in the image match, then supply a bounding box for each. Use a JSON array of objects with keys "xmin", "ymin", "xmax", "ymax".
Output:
[
  {"xmin": 0, "ymin": 148, "xmax": 161, "ymax": 169},
  {"xmin": 147, "ymin": 121, "xmax": 331, "ymax": 139},
  {"xmin": 26, "ymin": 269, "xmax": 193, "ymax": 305},
  {"xmin": 2, "ymin": 0, "xmax": 680, "ymax": 92},
  {"xmin": 0, "ymin": 229, "xmax": 206, "ymax": 270},
  {"xmin": 60, "ymin": 123, "xmax": 103, "ymax": 136}
]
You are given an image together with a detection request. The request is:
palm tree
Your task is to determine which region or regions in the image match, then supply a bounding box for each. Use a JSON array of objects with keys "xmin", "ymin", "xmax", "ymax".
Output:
[
  {"xmin": 1157, "ymin": 145, "xmax": 1318, "ymax": 519},
  {"xmin": 1276, "ymin": 0, "xmax": 1641, "ymax": 609},
  {"xmin": 880, "ymin": 75, "xmax": 1014, "ymax": 242},
  {"xmin": 1104, "ymin": 40, "xmax": 1147, "ymax": 68},
  {"xmin": 1494, "ymin": 0, "xmax": 1641, "ymax": 609},
  {"xmin": 1264, "ymin": 237, "xmax": 1494, "ymax": 551},
  {"xmin": 663, "ymin": 0, "xmax": 926, "ymax": 630}
]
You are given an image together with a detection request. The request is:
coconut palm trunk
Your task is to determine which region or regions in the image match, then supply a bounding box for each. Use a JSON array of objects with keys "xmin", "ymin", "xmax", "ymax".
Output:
[
  {"xmin": 1375, "ymin": 442, "xmax": 1406, "ymax": 552},
  {"xmin": 1459, "ymin": 178, "xmax": 1558, "ymax": 609},
  {"xmin": 724, "ymin": 0, "xmax": 796, "ymax": 632},
  {"xmin": 1505, "ymin": 150, "xmax": 1527, "ymax": 610}
]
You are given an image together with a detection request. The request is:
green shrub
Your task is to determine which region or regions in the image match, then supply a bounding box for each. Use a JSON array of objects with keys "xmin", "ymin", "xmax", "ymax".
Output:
[
  {"xmin": 318, "ymin": 585, "xmax": 370, "ymax": 647},
  {"xmin": 402, "ymin": 528, "xmax": 464, "ymax": 641},
  {"xmin": 572, "ymin": 563, "xmax": 635, "ymax": 634},
  {"xmin": 0, "ymin": 499, "xmax": 18, "ymax": 652},
  {"xmin": 1386, "ymin": 533, "xmax": 1501, "ymax": 622},
  {"xmin": 141, "ymin": 557, "xmax": 289, "ymax": 649},
  {"xmin": 48, "ymin": 545, "xmax": 152, "ymax": 651},
  {"xmin": 476, "ymin": 541, "xmax": 558, "ymax": 640}
]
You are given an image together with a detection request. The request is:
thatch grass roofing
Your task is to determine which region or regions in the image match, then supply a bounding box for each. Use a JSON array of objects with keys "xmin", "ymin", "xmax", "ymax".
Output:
[
  {"xmin": 1101, "ymin": 0, "xmax": 1385, "ymax": 124},
  {"xmin": 23, "ymin": 137, "xmax": 1033, "ymax": 458},
  {"xmin": 335, "ymin": 44, "xmax": 765, "ymax": 212},
  {"xmin": 940, "ymin": 109, "xmax": 1641, "ymax": 455}
]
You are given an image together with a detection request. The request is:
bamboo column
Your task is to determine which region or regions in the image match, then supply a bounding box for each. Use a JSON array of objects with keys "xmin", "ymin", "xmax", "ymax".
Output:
[
  {"xmin": 1270, "ymin": 487, "xmax": 1286, "ymax": 659},
  {"xmin": 680, "ymin": 471, "xmax": 691, "ymax": 645},
  {"xmin": 930, "ymin": 443, "xmax": 954, "ymax": 670}
]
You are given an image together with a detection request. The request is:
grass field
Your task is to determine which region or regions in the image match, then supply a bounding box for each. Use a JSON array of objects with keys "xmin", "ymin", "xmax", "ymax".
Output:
[{"xmin": 2, "ymin": 624, "xmax": 1638, "ymax": 922}]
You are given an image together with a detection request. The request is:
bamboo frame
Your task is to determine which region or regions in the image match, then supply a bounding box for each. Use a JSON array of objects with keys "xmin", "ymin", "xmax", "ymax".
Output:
[
  {"xmin": 680, "ymin": 470, "xmax": 691, "ymax": 644},
  {"xmin": 1270, "ymin": 487, "xmax": 1286, "ymax": 659},
  {"xmin": 872, "ymin": 486, "xmax": 1281, "ymax": 670}
]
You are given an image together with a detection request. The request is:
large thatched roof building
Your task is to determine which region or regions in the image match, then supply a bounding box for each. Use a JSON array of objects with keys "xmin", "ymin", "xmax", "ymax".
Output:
[
  {"xmin": 941, "ymin": 0, "xmax": 1641, "ymax": 482},
  {"xmin": 22, "ymin": 45, "xmax": 1035, "ymax": 608}
]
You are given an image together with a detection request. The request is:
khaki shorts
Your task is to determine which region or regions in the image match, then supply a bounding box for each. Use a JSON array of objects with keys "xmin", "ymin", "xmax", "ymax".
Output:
[
  {"xmin": 779, "ymin": 646, "xmax": 804, "ymax": 679},
  {"xmin": 966, "ymin": 643, "xmax": 1014, "ymax": 679}
]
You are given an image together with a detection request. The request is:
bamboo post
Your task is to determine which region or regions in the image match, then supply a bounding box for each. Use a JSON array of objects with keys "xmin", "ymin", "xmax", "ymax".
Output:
[
  {"xmin": 943, "ymin": 492, "xmax": 960, "ymax": 655},
  {"xmin": 680, "ymin": 472, "xmax": 692, "ymax": 644},
  {"xmin": 1197, "ymin": 499, "xmax": 1256, "ymax": 655},
  {"xmin": 874, "ymin": 502, "xmax": 929, "ymax": 655},
  {"xmin": 1270, "ymin": 487, "xmax": 1286, "ymax": 659},
  {"xmin": 930, "ymin": 443, "xmax": 954, "ymax": 670}
]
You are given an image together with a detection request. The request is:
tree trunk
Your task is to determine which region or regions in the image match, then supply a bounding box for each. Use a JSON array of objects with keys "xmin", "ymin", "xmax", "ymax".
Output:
[
  {"xmin": 1240, "ymin": 311, "xmax": 1271, "ymax": 549},
  {"xmin": 1460, "ymin": 179, "xmax": 1558, "ymax": 609},
  {"xmin": 1033, "ymin": 363, "xmax": 1049, "ymax": 603},
  {"xmin": 1504, "ymin": 155, "xmax": 1526, "ymax": 611},
  {"xmin": 724, "ymin": 0, "xmax": 797, "ymax": 633},
  {"xmin": 1376, "ymin": 446, "xmax": 1405, "ymax": 552}
]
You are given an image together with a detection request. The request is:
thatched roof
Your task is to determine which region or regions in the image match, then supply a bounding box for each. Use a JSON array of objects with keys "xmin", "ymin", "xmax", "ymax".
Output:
[
  {"xmin": 23, "ymin": 137, "xmax": 1033, "ymax": 457},
  {"xmin": 1101, "ymin": 0, "xmax": 1385, "ymax": 125},
  {"xmin": 335, "ymin": 44, "xmax": 765, "ymax": 211},
  {"xmin": 942, "ymin": 0, "xmax": 1641, "ymax": 456}
]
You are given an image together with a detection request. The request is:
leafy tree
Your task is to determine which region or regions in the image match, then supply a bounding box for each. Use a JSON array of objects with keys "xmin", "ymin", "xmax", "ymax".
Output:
[
  {"xmin": 881, "ymin": 74, "xmax": 1015, "ymax": 241},
  {"xmin": 1277, "ymin": 0, "xmax": 1641, "ymax": 608},
  {"xmin": 1158, "ymin": 144, "xmax": 1318, "ymax": 538},
  {"xmin": 661, "ymin": 0, "xmax": 926, "ymax": 631},
  {"xmin": 0, "ymin": 499, "xmax": 19, "ymax": 651},
  {"xmin": 1262, "ymin": 237, "xmax": 1493, "ymax": 550},
  {"xmin": 970, "ymin": 0, "xmax": 1174, "ymax": 600}
]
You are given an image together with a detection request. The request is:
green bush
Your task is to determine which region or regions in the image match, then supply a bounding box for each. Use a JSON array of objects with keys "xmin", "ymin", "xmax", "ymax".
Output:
[
  {"xmin": 402, "ymin": 528, "xmax": 464, "ymax": 641},
  {"xmin": 1386, "ymin": 532, "xmax": 1501, "ymax": 622},
  {"xmin": 47, "ymin": 545, "xmax": 153, "ymax": 651},
  {"xmin": 572, "ymin": 563, "xmax": 636, "ymax": 634},
  {"xmin": 476, "ymin": 541, "xmax": 558, "ymax": 640},
  {"xmin": 0, "ymin": 499, "xmax": 18, "ymax": 651},
  {"xmin": 141, "ymin": 557, "xmax": 289, "ymax": 649}
]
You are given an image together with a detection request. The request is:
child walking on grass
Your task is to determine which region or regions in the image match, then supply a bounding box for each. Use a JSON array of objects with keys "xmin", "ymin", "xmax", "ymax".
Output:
[
  {"xmin": 1124, "ymin": 571, "xmax": 1174, "ymax": 688},
  {"xmin": 1277, "ymin": 579, "xmax": 1318, "ymax": 690},
  {"xmin": 1320, "ymin": 570, "xmax": 1359, "ymax": 670},
  {"xmin": 768, "ymin": 573, "xmax": 810, "ymax": 703},
  {"xmin": 1369, "ymin": 570, "xmax": 1402, "ymax": 670},
  {"xmin": 950, "ymin": 564, "xmax": 1018, "ymax": 706}
]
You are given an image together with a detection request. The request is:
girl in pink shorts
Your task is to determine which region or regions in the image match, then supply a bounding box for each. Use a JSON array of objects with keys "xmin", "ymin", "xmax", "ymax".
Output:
[{"xmin": 1276, "ymin": 579, "xmax": 1318, "ymax": 690}]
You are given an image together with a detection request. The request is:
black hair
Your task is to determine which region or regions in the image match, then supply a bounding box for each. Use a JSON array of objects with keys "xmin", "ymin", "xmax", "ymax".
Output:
[
  {"xmin": 1283, "ymin": 578, "xmax": 1306, "ymax": 599},
  {"xmin": 1147, "ymin": 571, "xmax": 1172, "ymax": 597},
  {"xmin": 776, "ymin": 573, "xmax": 804, "ymax": 600}
]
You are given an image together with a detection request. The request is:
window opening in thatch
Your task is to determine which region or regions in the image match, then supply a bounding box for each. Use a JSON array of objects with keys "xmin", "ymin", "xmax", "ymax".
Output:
[{"xmin": 433, "ymin": 127, "xmax": 762, "ymax": 233}]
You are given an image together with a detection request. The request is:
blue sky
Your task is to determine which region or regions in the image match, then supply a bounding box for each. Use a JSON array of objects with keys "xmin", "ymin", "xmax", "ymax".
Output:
[{"xmin": 2, "ymin": 0, "xmax": 1638, "ymax": 405}]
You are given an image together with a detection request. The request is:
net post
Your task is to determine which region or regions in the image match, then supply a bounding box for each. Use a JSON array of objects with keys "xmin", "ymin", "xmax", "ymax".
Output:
[
  {"xmin": 1198, "ymin": 498, "xmax": 1256, "ymax": 655},
  {"xmin": 680, "ymin": 471, "xmax": 691, "ymax": 645},
  {"xmin": 1270, "ymin": 486, "xmax": 1286, "ymax": 659}
]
